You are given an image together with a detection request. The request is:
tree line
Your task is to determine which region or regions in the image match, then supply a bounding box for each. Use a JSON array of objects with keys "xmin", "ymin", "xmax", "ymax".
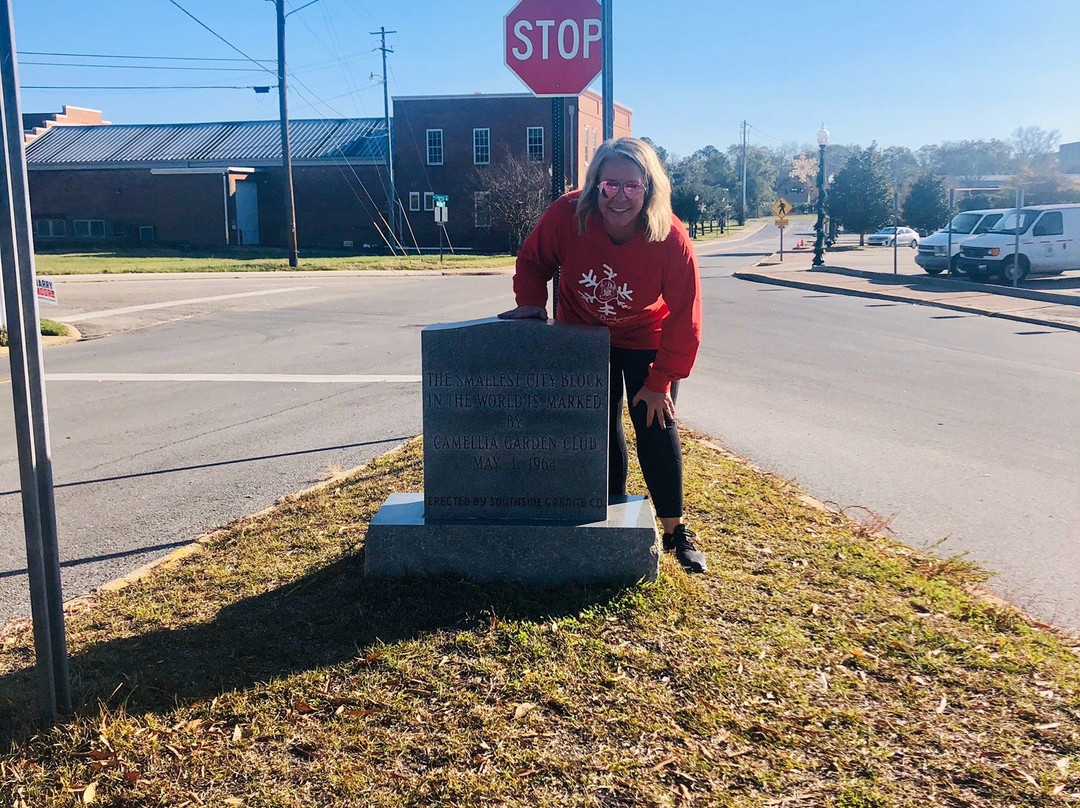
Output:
[
  {"xmin": 649, "ymin": 126, "xmax": 1079, "ymax": 244},
  {"xmin": 475, "ymin": 127, "xmax": 1075, "ymax": 252}
]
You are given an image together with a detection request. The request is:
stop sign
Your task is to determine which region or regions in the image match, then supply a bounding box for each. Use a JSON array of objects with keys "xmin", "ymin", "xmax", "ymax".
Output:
[{"xmin": 504, "ymin": 0, "xmax": 603, "ymax": 97}]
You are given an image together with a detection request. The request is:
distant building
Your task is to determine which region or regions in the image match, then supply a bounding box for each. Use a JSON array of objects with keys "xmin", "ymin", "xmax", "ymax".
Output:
[
  {"xmin": 1060, "ymin": 141, "xmax": 1080, "ymax": 174},
  {"xmin": 23, "ymin": 90, "xmax": 632, "ymax": 252},
  {"xmin": 391, "ymin": 90, "xmax": 632, "ymax": 251},
  {"xmin": 26, "ymin": 115, "xmax": 389, "ymax": 249}
]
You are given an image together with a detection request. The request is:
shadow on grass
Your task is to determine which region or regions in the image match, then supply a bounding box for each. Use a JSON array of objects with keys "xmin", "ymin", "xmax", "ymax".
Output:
[{"xmin": 0, "ymin": 549, "xmax": 626, "ymax": 746}]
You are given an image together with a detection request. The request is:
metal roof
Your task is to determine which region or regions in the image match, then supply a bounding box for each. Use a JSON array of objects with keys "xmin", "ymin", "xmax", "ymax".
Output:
[{"xmin": 25, "ymin": 118, "xmax": 388, "ymax": 168}]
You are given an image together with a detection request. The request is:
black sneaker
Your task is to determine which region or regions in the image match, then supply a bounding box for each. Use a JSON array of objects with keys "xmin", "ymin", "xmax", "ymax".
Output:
[{"xmin": 662, "ymin": 525, "xmax": 707, "ymax": 574}]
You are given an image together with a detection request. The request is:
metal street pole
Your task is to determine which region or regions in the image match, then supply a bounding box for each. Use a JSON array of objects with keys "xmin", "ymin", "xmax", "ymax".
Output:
[
  {"xmin": 275, "ymin": 0, "xmax": 299, "ymax": 267},
  {"xmin": 0, "ymin": 0, "xmax": 69, "ymax": 720},
  {"xmin": 601, "ymin": 0, "xmax": 613, "ymax": 140},
  {"xmin": 740, "ymin": 120, "xmax": 747, "ymax": 226},
  {"xmin": 946, "ymin": 187, "xmax": 955, "ymax": 275}
]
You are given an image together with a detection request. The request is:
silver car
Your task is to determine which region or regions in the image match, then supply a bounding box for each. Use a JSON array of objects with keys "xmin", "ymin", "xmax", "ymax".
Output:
[{"xmin": 867, "ymin": 226, "xmax": 919, "ymax": 247}]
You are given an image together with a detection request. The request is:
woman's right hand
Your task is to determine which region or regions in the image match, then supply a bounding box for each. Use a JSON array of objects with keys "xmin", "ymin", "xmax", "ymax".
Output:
[{"xmin": 497, "ymin": 305, "xmax": 548, "ymax": 320}]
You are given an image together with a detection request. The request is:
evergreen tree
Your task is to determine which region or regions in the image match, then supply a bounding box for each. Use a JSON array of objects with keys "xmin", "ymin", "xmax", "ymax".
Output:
[
  {"xmin": 827, "ymin": 146, "xmax": 892, "ymax": 245},
  {"xmin": 902, "ymin": 173, "xmax": 950, "ymax": 235}
]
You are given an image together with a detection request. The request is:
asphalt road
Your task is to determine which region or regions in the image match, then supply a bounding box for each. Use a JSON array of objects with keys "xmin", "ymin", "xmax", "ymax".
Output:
[
  {"xmin": 688, "ymin": 222, "xmax": 1080, "ymax": 631},
  {"xmin": 2, "ymin": 225, "xmax": 1079, "ymax": 634}
]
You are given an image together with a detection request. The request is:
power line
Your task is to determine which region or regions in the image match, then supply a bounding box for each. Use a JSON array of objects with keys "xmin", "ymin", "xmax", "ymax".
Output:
[
  {"xmin": 23, "ymin": 84, "xmax": 264, "ymax": 91},
  {"xmin": 165, "ymin": 0, "xmax": 273, "ymax": 74},
  {"xmin": 21, "ymin": 61, "xmax": 269, "ymax": 73},
  {"xmin": 19, "ymin": 50, "xmax": 273, "ymax": 64}
]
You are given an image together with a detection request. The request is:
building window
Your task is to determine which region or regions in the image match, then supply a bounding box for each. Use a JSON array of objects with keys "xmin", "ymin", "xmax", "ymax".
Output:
[
  {"xmin": 474, "ymin": 192, "xmax": 491, "ymax": 228},
  {"xmin": 527, "ymin": 126, "xmax": 544, "ymax": 162},
  {"xmin": 74, "ymin": 219, "xmax": 107, "ymax": 238},
  {"xmin": 473, "ymin": 128, "xmax": 490, "ymax": 165},
  {"xmin": 426, "ymin": 129, "xmax": 443, "ymax": 165},
  {"xmin": 139, "ymin": 226, "xmax": 156, "ymax": 242},
  {"xmin": 409, "ymin": 191, "xmax": 420, "ymax": 211},
  {"xmin": 33, "ymin": 218, "xmax": 66, "ymax": 238},
  {"xmin": 423, "ymin": 191, "xmax": 434, "ymax": 211}
]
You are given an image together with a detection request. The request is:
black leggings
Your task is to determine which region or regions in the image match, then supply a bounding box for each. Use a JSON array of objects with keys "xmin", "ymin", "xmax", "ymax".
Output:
[{"xmin": 608, "ymin": 346, "xmax": 683, "ymax": 519}]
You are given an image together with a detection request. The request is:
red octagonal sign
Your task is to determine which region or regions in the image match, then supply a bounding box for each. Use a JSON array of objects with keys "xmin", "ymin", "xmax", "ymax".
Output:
[{"xmin": 504, "ymin": 0, "xmax": 603, "ymax": 97}]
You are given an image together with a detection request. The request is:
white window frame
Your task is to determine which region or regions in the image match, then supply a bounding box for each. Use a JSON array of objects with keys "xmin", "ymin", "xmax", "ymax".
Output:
[
  {"xmin": 473, "ymin": 128, "xmax": 491, "ymax": 165},
  {"xmin": 409, "ymin": 191, "xmax": 420, "ymax": 212},
  {"xmin": 423, "ymin": 191, "xmax": 434, "ymax": 211},
  {"xmin": 74, "ymin": 219, "xmax": 106, "ymax": 238},
  {"xmin": 474, "ymin": 191, "xmax": 491, "ymax": 228},
  {"xmin": 34, "ymin": 218, "xmax": 66, "ymax": 238},
  {"xmin": 426, "ymin": 129, "xmax": 443, "ymax": 165},
  {"xmin": 527, "ymin": 126, "xmax": 544, "ymax": 162}
]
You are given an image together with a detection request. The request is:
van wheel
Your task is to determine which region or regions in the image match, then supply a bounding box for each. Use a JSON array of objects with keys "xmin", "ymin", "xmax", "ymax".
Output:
[
  {"xmin": 948, "ymin": 256, "xmax": 961, "ymax": 276},
  {"xmin": 1000, "ymin": 256, "xmax": 1029, "ymax": 285},
  {"xmin": 923, "ymin": 266, "xmax": 944, "ymax": 276}
]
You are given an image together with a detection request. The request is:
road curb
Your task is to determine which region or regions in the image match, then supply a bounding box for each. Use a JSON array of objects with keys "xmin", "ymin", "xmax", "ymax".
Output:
[
  {"xmin": 0, "ymin": 323, "xmax": 83, "ymax": 356},
  {"xmin": 810, "ymin": 265, "xmax": 1080, "ymax": 307},
  {"xmin": 734, "ymin": 271, "xmax": 1080, "ymax": 334}
]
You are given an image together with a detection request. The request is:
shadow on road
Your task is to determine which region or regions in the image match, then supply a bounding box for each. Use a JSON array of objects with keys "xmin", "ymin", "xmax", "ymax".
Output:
[{"xmin": 0, "ymin": 437, "xmax": 414, "ymax": 497}]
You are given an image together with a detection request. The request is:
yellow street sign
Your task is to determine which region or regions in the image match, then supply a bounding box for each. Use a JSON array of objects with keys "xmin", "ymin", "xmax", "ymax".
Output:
[
  {"xmin": 774, "ymin": 217, "xmax": 789, "ymax": 228},
  {"xmin": 771, "ymin": 197, "xmax": 792, "ymax": 218}
]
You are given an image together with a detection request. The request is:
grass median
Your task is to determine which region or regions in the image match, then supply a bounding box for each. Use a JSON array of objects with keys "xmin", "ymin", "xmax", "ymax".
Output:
[
  {"xmin": 33, "ymin": 250, "xmax": 515, "ymax": 276},
  {"xmin": 1, "ymin": 431, "xmax": 1078, "ymax": 806}
]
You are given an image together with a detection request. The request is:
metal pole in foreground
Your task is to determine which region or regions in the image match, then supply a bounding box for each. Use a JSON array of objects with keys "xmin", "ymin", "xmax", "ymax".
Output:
[
  {"xmin": 946, "ymin": 187, "xmax": 955, "ymax": 276},
  {"xmin": 275, "ymin": 0, "xmax": 299, "ymax": 267},
  {"xmin": 893, "ymin": 190, "xmax": 899, "ymax": 275},
  {"xmin": 0, "ymin": 0, "xmax": 69, "ymax": 719},
  {"xmin": 601, "ymin": 0, "xmax": 613, "ymax": 140}
]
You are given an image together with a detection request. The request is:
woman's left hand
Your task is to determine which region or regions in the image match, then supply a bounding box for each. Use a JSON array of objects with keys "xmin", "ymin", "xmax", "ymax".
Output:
[{"xmin": 632, "ymin": 386, "xmax": 675, "ymax": 428}]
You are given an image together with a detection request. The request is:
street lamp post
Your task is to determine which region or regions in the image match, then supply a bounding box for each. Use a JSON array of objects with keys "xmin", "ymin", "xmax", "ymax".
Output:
[{"xmin": 812, "ymin": 124, "xmax": 829, "ymax": 267}]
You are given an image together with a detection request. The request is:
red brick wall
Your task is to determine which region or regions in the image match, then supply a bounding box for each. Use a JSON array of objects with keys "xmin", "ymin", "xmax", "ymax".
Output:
[
  {"xmin": 29, "ymin": 169, "xmax": 226, "ymax": 246},
  {"xmin": 29, "ymin": 163, "xmax": 390, "ymax": 250},
  {"xmin": 393, "ymin": 93, "xmax": 632, "ymax": 252}
]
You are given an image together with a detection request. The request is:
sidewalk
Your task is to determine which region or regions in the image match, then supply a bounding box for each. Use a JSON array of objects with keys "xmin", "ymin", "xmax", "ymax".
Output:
[{"xmin": 735, "ymin": 238, "xmax": 1080, "ymax": 333}]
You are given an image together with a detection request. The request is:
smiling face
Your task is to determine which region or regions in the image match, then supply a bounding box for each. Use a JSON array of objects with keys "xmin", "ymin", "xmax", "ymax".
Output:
[{"xmin": 596, "ymin": 155, "xmax": 647, "ymax": 243}]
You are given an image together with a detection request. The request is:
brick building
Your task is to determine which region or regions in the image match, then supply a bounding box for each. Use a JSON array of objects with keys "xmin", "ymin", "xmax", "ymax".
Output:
[
  {"xmin": 25, "ymin": 112, "xmax": 390, "ymax": 250},
  {"xmin": 391, "ymin": 90, "xmax": 632, "ymax": 251},
  {"xmin": 23, "ymin": 91, "xmax": 632, "ymax": 253}
]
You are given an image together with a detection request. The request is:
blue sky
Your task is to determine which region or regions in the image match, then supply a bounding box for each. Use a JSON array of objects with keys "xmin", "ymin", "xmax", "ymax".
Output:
[{"xmin": 11, "ymin": 0, "xmax": 1080, "ymax": 159}]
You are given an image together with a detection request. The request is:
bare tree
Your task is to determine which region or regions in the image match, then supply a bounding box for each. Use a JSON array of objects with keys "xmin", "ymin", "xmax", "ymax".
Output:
[
  {"xmin": 1011, "ymin": 126, "xmax": 1061, "ymax": 170},
  {"xmin": 476, "ymin": 147, "xmax": 550, "ymax": 253}
]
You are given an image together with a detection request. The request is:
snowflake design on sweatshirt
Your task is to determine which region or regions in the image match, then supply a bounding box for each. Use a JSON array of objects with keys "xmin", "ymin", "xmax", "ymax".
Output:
[{"xmin": 578, "ymin": 264, "xmax": 634, "ymax": 318}]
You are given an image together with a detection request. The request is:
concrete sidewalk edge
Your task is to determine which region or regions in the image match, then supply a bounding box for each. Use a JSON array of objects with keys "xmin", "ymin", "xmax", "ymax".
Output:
[{"xmin": 734, "ymin": 270, "xmax": 1080, "ymax": 335}]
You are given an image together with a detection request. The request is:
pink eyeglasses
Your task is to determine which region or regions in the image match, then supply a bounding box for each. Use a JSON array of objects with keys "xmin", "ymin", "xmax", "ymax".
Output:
[{"xmin": 598, "ymin": 180, "xmax": 647, "ymax": 199}]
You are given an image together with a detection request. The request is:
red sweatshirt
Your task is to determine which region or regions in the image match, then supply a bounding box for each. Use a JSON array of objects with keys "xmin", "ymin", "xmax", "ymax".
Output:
[{"xmin": 514, "ymin": 191, "xmax": 702, "ymax": 393}]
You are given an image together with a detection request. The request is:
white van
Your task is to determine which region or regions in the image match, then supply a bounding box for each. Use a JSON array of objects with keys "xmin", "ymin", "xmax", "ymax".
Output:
[
  {"xmin": 914, "ymin": 208, "xmax": 1007, "ymax": 275},
  {"xmin": 956, "ymin": 204, "xmax": 1080, "ymax": 283}
]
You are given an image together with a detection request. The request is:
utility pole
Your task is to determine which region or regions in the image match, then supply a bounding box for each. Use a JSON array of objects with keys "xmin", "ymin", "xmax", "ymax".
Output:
[
  {"xmin": 274, "ymin": 0, "xmax": 299, "ymax": 267},
  {"xmin": 601, "ymin": 0, "xmax": 613, "ymax": 141},
  {"xmin": 372, "ymin": 27, "xmax": 397, "ymax": 239},
  {"xmin": 740, "ymin": 120, "xmax": 747, "ymax": 226}
]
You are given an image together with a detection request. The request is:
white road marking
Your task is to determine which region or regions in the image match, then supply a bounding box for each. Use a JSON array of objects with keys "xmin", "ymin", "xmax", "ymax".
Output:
[
  {"xmin": 59, "ymin": 287, "xmax": 316, "ymax": 323},
  {"xmin": 45, "ymin": 373, "xmax": 421, "ymax": 384}
]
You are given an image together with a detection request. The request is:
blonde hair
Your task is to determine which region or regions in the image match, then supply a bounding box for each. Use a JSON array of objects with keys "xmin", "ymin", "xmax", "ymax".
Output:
[{"xmin": 576, "ymin": 137, "xmax": 673, "ymax": 242}]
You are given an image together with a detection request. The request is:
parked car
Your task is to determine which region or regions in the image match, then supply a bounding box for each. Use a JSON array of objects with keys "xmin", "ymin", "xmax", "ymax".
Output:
[
  {"xmin": 867, "ymin": 226, "xmax": 919, "ymax": 247},
  {"xmin": 955, "ymin": 204, "xmax": 1080, "ymax": 283},
  {"xmin": 914, "ymin": 208, "xmax": 1007, "ymax": 275}
]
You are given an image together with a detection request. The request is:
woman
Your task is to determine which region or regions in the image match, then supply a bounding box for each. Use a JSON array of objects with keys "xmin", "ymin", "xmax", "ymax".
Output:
[{"xmin": 499, "ymin": 137, "xmax": 705, "ymax": 574}]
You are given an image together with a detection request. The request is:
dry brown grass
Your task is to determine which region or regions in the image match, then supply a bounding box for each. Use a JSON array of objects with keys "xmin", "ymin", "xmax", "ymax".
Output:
[{"xmin": 1, "ymin": 431, "xmax": 1078, "ymax": 807}]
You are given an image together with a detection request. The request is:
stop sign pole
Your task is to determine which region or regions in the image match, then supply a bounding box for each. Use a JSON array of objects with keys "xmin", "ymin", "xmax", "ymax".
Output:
[{"xmin": 504, "ymin": 0, "xmax": 611, "ymax": 198}]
